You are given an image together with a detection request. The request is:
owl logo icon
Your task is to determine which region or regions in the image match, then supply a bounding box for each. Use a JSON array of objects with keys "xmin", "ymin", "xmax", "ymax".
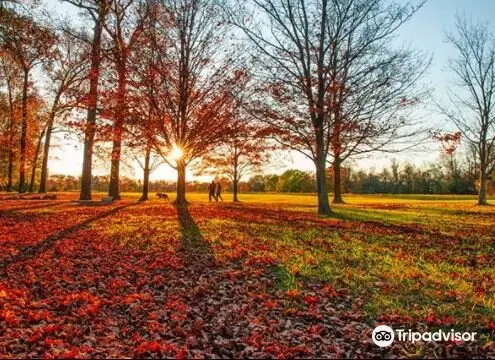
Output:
[{"xmin": 372, "ymin": 325, "xmax": 394, "ymax": 347}]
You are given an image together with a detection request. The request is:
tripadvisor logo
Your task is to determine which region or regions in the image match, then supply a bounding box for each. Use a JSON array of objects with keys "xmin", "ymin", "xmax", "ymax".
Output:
[
  {"xmin": 372, "ymin": 325, "xmax": 394, "ymax": 347},
  {"xmin": 372, "ymin": 325, "xmax": 477, "ymax": 347}
]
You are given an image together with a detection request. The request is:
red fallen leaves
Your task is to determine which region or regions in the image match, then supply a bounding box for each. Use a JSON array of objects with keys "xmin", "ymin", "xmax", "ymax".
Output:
[
  {"xmin": 165, "ymin": 296, "xmax": 190, "ymax": 322},
  {"xmin": 243, "ymin": 253, "xmax": 277, "ymax": 267},
  {"xmin": 123, "ymin": 293, "xmax": 152, "ymax": 304},
  {"xmin": 27, "ymin": 324, "xmax": 63, "ymax": 344},
  {"xmin": 135, "ymin": 340, "xmax": 187, "ymax": 358},
  {"xmin": 286, "ymin": 288, "xmax": 300, "ymax": 298},
  {"xmin": 304, "ymin": 294, "xmax": 319, "ymax": 305},
  {"xmin": 0, "ymin": 200, "xmax": 493, "ymax": 359},
  {"xmin": 0, "ymin": 310, "xmax": 19, "ymax": 326},
  {"xmin": 59, "ymin": 346, "xmax": 81, "ymax": 359},
  {"xmin": 149, "ymin": 257, "xmax": 183, "ymax": 271},
  {"xmin": 27, "ymin": 310, "xmax": 52, "ymax": 323},
  {"xmin": 136, "ymin": 340, "xmax": 161, "ymax": 354}
]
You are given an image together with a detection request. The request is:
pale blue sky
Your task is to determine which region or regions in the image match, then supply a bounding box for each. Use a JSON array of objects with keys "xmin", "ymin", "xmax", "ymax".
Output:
[{"xmin": 41, "ymin": 0, "xmax": 494, "ymax": 180}]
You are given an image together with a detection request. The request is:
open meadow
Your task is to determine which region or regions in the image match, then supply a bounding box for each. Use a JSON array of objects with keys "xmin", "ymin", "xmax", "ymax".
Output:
[{"xmin": 0, "ymin": 192, "xmax": 494, "ymax": 358}]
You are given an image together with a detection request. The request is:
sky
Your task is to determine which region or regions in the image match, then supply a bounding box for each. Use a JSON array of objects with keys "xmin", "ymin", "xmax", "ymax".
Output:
[{"xmin": 40, "ymin": 0, "xmax": 495, "ymax": 182}]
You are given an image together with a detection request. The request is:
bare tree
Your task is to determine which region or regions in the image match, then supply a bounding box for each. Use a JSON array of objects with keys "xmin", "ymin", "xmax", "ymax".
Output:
[
  {"xmin": 231, "ymin": 0, "xmax": 429, "ymax": 214},
  {"xmin": 441, "ymin": 15, "xmax": 495, "ymax": 205},
  {"xmin": 28, "ymin": 112, "xmax": 47, "ymax": 193},
  {"xmin": 63, "ymin": 0, "xmax": 109, "ymax": 200},
  {"xmin": 0, "ymin": 57, "xmax": 20, "ymax": 192},
  {"xmin": 0, "ymin": 7, "xmax": 56, "ymax": 192},
  {"xmin": 102, "ymin": 0, "xmax": 147, "ymax": 200},
  {"xmin": 196, "ymin": 87, "xmax": 274, "ymax": 202},
  {"xmin": 144, "ymin": 0, "xmax": 246, "ymax": 205},
  {"xmin": 38, "ymin": 32, "xmax": 89, "ymax": 193},
  {"xmin": 126, "ymin": 26, "xmax": 162, "ymax": 202}
]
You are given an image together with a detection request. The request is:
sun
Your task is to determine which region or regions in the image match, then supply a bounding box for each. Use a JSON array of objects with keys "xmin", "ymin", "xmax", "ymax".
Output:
[{"xmin": 170, "ymin": 144, "xmax": 184, "ymax": 160}]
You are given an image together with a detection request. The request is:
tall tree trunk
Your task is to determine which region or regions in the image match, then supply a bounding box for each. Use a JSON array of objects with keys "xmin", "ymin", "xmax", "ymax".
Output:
[
  {"xmin": 19, "ymin": 70, "xmax": 29, "ymax": 193},
  {"xmin": 175, "ymin": 159, "xmax": 187, "ymax": 205},
  {"xmin": 7, "ymin": 141, "xmax": 14, "ymax": 192},
  {"xmin": 233, "ymin": 159, "xmax": 239, "ymax": 202},
  {"xmin": 478, "ymin": 159, "xmax": 488, "ymax": 205},
  {"xmin": 39, "ymin": 103, "xmax": 58, "ymax": 193},
  {"xmin": 28, "ymin": 128, "xmax": 45, "ymax": 193},
  {"xmin": 315, "ymin": 137, "xmax": 332, "ymax": 215},
  {"xmin": 233, "ymin": 179, "xmax": 239, "ymax": 202},
  {"xmin": 108, "ymin": 65, "xmax": 126, "ymax": 200},
  {"xmin": 140, "ymin": 142, "xmax": 151, "ymax": 202},
  {"xmin": 80, "ymin": 9, "xmax": 104, "ymax": 201},
  {"xmin": 39, "ymin": 123, "xmax": 53, "ymax": 193},
  {"xmin": 333, "ymin": 154, "xmax": 344, "ymax": 204},
  {"xmin": 108, "ymin": 126, "xmax": 122, "ymax": 200},
  {"xmin": 6, "ymin": 73, "xmax": 14, "ymax": 192}
]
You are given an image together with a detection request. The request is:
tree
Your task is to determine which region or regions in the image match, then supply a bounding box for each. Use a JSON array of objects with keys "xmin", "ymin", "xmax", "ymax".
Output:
[
  {"xmin": 232, "ymin": 0, "xmax": 429, "ymax": 214},
  {"xmin": 63, "ymin": 0, "xmax": 109, "ymax": 201},
  {"xmin": 0, "ymin": 89, "xmax": 47, "ymax": 192},
  {"xmin": 200, "ymin": 123, "xmax": 272, "ymax": 202},
  {"xmin": 197, "ymin": 87, "xmax": 273, "ymax": 202},
  {"xmin": 102, "ymin": 0, "xmax": 147, "ymax": 200},
  {"xmin": 28, "ymin": 103, "xmax": 47, "ymax": 193},
  {"xmin": 38, "ymin": 32, "xmax": 89, "ymax": 193},
  {"xmin": 432, "ymin": 131, "xmax": 462, "ymax": 194},
  {"xmin": 276, "ymin": 169, "xmax": 316, "ymax": 193},
  {"xmin": 144, "ymin": 0, "xmax": 246, "ymax": 205},
  {"xmin": 0, "ymin": 7, "xmax": 56, "ymax": 192},
  {"xmin": 441, "ymin": 15, "xmax": 495, "ymax": 205},
  {"xmin": 0, "ymin": 57, "xmax": 21, "ymax": 191},
  {"xmin": 127, "ymin": 27, "xmax": 162, "ymax": 202}
]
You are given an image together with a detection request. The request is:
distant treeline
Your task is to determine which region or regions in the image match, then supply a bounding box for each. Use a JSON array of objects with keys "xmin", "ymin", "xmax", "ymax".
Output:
[{"xmin": 3, "ymin": 158, "xmax": 493, "ymax": 195}]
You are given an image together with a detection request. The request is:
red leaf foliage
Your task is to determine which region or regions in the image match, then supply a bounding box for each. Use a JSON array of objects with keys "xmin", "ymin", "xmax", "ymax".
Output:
[{"xmin": 0, "ymin": 199, "xmax": 492, "ymax": 358}]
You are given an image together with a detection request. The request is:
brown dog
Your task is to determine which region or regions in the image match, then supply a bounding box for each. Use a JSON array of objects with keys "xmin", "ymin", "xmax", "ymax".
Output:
[{"xmin": 156, "ymin": 193, "xmax": 169, "ymax": 200}]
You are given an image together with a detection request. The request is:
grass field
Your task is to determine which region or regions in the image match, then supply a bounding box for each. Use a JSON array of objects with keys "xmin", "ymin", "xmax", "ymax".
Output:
[{"xmin": 0, "ymin": 192, "xmax": 494, "ymax": 358}]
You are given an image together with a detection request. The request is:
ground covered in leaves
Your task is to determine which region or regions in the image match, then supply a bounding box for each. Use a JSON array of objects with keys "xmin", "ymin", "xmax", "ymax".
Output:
[{"xmin": 0, "ymin": 193, "xmax": 494, "ymax": 358}]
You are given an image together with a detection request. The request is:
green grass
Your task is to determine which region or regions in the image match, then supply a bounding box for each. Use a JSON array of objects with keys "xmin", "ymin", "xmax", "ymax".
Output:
[
  {"xmin": 154, "ymin": 192, "xmax": 494, "ymax": 329},
  {"xmin": 39, "ymin": 191, "xmax": 495, "ymax": 329}
]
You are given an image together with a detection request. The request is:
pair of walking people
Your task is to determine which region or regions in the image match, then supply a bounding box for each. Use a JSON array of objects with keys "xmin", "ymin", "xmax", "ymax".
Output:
[{"xmin": 208, "ymin": 180, "xmax": 223, "ymax": 202}]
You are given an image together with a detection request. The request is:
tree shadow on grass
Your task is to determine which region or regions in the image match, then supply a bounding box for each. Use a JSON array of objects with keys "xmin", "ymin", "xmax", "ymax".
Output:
[
  {"xmin": 0, "ymin": 203, "xmax": 135, "ymax": 270},
  {"xmin": 175, "ymin": 203, "xmax": 213, "ymax": 267},
  {"xmin": 0, "ymin": 201, "xmax": 68, "ymax": 216}
]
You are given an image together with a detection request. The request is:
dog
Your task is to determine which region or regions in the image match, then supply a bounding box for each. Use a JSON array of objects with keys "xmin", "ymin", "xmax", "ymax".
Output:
[{"xmin": 156, "ymin": 193, "xmax": 169, "ymax": 200}]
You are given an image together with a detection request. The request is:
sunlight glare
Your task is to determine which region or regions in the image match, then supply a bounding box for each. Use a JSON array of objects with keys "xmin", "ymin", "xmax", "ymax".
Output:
[{"xmin": 170, "ymin": 144, "xmax": 184, "ymax": 161}]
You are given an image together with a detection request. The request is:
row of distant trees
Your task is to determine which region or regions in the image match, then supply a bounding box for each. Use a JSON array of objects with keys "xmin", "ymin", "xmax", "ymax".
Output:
[
  {"xmin": 9, "ymin": 157, "xmax": 492, "ymax": 196},
  {"xmin": 1, "ymin": 0, "xmax": 494, "ymax": 213}
]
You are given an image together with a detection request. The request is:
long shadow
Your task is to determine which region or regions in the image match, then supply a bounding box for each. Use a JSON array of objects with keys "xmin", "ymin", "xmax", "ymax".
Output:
[
  {"xmin": 0, "ymin": 203, "xmax": 135, "ymax": 270},
  {"xmin": 176, "ymin": 203, "xmax": 213, "ymax": 266},
  {"xmin": 0, "ymin": 202, "xmax": 68, "ymax": 216}
]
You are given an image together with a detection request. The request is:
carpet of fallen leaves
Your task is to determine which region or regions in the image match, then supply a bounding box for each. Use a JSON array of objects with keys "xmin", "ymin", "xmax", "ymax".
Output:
[{"xmin": 0, "ymin": 194, "xmax": 494, "ymax": 358}]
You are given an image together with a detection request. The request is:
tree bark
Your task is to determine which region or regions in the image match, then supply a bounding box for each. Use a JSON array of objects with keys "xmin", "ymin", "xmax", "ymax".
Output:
[
  {"xmin": 6, "ymin": 90, "xmax": 14, "ymax": 192},
  {"xmin": 233, "ymin": 178, "xmax": 239, "ymax": 202},
  {"xmin": 332, "ymin": 155, "xmax": 344, "ymax": 204},
  {"xmin": 39, "ymin": 122, "xmax": 52, "ymax": 193},
  {"xmin": 315, "ymin": 138, "xmax": 332, "ymax": 215},
  {"xmin": 108, "ymin": 128, "xmax": 122, "ymax": 200},
  {"xmin": 19, "ymin": 70, "xmax": 29, "ymax": 193},
  {"xmin": 175, "ymin": 159, "xmax": 187, "ymax": 205},
  {"xmin": 108, "ymin": 65, "xmax": 126, "ymax": 200},
  {"xmin": 140, "ymin": 143, "xmax": 151, "ymax": 201},
  {"xmin": 478, "ymin": 160, "xmax": 488, "ymax": 205},
  {"xmin": 80, "ymin": 7, "xmax": 104, "ymax": 201},
  {"xmin": 39, "ymin": 101, "xmax": 59, "ymax": 193},
  {"xmin": 7, "ymin": 148, "xmax": 14, "ymax": 192},
  {"xmin": 28, "ymin": 128, "xmax": 45, "ymax": 193}
]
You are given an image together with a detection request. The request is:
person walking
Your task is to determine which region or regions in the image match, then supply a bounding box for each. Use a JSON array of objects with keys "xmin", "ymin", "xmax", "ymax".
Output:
[
  {"xmin": 208, "ymin": 180, "xmax": 217, "ymax": 202},
  {"xmin": 215, "ymin": 180, "xmax": 223, "ymax": 202}
]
